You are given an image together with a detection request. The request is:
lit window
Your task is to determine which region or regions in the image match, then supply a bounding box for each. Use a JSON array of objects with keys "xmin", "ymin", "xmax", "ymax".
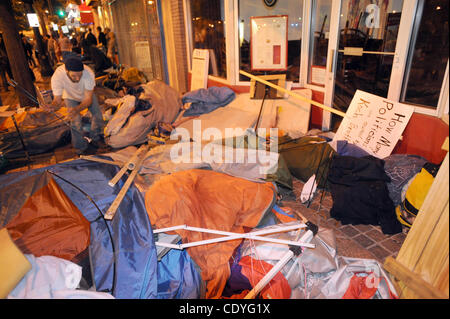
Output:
[
  {"xmin": 401, "ymin": 0, "xmax": 449, "ymax": 108},
  {"xmin": 189, "ymin": 0, "xmax": 226, "ymax": 78},
  {"xmin": 238, "ymin": 0, "xmax": 304, "ymax": 82}
]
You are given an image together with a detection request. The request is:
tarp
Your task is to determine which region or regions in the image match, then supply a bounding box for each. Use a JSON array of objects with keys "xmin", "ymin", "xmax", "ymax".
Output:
[
  {"xmin": 145, "ymin": 169, "xmax": 277, "ymax": 298},
  {"xmin": 105, "ymin": 142, "xmax": 280, "ymax": 184},
  {"xmin": 157, "ymin": 247, "xmax": 205, "ymax": 299},
  {"xmin": 8, "ymin": 254, "xmax": 114, "ymax": 299},
  {"xmin": 0, "ymin": 108, "xmax": 72, "ymax": 159},
  {"xmin": 175, "ymin": 90, "xmax": 312, "ymax": 142},
  {"xmin": 235, "ymin": 220, "xmax": 397, "ymax": 299}
]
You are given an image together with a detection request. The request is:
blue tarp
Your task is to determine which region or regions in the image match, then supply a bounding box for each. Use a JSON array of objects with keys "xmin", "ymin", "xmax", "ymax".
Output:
[{"xmin": 0, "ymin": 159, "xmax": 202, "ymax": 299}]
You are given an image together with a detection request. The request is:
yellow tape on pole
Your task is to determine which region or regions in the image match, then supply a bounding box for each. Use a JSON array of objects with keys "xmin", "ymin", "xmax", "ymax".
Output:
[{"xmin": 239, "ymin": 70, "xmax": 346, "ymax": 118}]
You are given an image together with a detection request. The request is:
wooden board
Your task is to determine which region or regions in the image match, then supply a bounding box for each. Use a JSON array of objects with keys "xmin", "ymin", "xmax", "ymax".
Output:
[
  {"xmin": 0, "ymin": 228, "xmax": 32, "ymax": 298},
  {"xmin": 385, "ymin": 149, "xmax": 449, "ymax": 299}
]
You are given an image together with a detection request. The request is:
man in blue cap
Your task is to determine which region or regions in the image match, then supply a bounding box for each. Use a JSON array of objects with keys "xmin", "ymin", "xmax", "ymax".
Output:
[{"xmin": 44, "ymin": 56, "xmax": 105, "ymax": 155}]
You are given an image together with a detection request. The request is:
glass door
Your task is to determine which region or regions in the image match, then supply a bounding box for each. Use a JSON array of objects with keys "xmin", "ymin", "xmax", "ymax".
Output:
[
  {"xmin": 307, "ymin": 0, "xmax": 332, "ymax": 88},
  {"xmin": 324, "ymin": 0, "xmax": 404, "ymax": 131}
]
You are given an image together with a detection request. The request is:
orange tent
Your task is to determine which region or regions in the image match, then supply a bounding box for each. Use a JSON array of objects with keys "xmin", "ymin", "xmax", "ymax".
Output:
[{"xmin": 145, "ymin": 169, "xmax": 276, "ymax": 298}]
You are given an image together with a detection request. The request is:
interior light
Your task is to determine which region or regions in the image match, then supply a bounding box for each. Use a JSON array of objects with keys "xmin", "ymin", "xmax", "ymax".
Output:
[{"xmin": 436, "ymin": 6, "xmax": 441, "ymax": 10}]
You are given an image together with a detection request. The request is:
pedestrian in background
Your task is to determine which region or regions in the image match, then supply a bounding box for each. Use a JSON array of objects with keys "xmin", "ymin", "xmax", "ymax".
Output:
[
  {"xmin": 96, "ymin": 26, "xmax": 107, "ymax": 54},
  {"xmin": 58, "ymin": 33, "xmax": 74, "ymax": 62},
  {"xmin": 84, "ymin": 28, "xmax": 97, "ymax": 47},
  {"xmin": 105, "ymin": 28, "xmax": 118, "ymax": 65},
  {"xmin": 46, "ymin": 34, "xmax": 57, "ymax": 68}
]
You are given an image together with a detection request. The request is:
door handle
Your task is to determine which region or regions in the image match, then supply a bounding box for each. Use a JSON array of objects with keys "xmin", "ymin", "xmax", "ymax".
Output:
[{"xmin": 328, "ymin": 49, "xmax": 335, "ymax": 73}]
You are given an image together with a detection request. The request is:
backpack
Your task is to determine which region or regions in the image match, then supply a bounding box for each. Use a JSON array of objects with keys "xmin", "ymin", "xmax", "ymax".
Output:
[{"xmin": 396, "ymin": 162, "xmax": 440, "ymax": 228}]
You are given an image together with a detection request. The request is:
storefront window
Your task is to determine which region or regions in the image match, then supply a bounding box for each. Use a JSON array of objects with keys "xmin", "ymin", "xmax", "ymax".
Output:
[
  {"xmin": 401, "ymin": 0, "xmax": 449, "ymax": 108},
  {"xmin": 110, "ymin": 0, "xmax": 165, "ymax": 81},
  {"xmin": 189, "ymin": 0, "xmax": 226, "ymax": 78},
  {"xmin": 238, "ymin": 0, "xmax": 304, "ymax": 82},
  {"xmin": 308, "ymin": 0, "xmax": 331, "ymax": 86},
  {"xmin": 330, "ymin": 0, "xmax": 403, "ymax": 131}
]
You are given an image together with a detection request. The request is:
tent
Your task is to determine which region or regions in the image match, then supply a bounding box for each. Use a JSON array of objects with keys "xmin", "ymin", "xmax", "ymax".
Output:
[{"xmin": 0, "ymin": 159, "xmax": 202, "ymax": 298}]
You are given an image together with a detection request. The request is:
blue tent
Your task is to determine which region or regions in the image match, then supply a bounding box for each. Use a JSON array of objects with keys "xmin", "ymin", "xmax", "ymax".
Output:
[{"xmin": 0, "ymin": 158, "xmax": 202, "ymax": 299}]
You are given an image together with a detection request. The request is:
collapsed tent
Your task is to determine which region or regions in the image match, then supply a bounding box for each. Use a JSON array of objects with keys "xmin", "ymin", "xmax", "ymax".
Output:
[
  {"xmin": 279, "ymin": 136, "xmax": 336, "ymax": 188},
  {"xmin": 0, "ymin": 159, "xmax": 202, "ymax": 299},
  {"xmin": 223, "ymin": 220, "xmax": 398, "ymax": 299},
  {"xmin": 104, "ymin": 80, "xmax": 183, "ymax": 149},
  {"xmin": 104, "ymin": 142, "xmax": 280, "ymax": 184},
  {"xmin": 0, "ymin": 108, "xmax": 71, "ymax": 159},
  {"xmin": 145, "ymin": 169, "xmax": 277, "ymax": 298}
]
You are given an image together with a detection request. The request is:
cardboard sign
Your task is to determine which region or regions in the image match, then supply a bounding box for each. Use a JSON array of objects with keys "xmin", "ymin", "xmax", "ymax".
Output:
[
  {"xmin": 190, "ymin": 49, "xmax": 209, "ymax": 91},
  {"xmin": 333, "ymin": 90, "xmax": 414, "ymax": 158}
]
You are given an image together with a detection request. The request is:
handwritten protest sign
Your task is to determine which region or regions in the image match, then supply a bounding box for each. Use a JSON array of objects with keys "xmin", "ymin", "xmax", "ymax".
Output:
[{"xmin": 333, "ymin": 90, "xmax": 414, "ymax": 159}]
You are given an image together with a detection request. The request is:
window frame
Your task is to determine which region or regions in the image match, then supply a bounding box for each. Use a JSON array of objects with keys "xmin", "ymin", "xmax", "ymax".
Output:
[
  {"xmin": 388, "ymin": 0, "xmax": 449, "ymax": 117},
  {"xmin": 183, "ymin": 0, "xmax": 448, "ymax": 119}
]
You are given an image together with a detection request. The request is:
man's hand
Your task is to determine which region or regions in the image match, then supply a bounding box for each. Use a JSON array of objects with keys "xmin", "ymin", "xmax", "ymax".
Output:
[
  {"xmin": 44, "ymin": 95, "xmax": 62, "ymax": 113},
  {"xmin": 41, "ymin": 103, "xmax": 55, "ymax": 112}
]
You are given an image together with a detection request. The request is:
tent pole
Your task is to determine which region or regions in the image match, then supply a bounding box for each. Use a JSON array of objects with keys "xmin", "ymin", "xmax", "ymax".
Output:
[
  {"xmin": 153, "ymin": 223, "xmax": 316, "ymax": 250},
  {"xmin": 244, "ymin": 228, "xmax": 316, "ymax": 299}
]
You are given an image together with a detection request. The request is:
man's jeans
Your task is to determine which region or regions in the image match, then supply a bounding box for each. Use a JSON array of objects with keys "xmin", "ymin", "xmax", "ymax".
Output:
[{"xmin": 64, "ymin": 94, "xmax": 104, "ymax": 152}]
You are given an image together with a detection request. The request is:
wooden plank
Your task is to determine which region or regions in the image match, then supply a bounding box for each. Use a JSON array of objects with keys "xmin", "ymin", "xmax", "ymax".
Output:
[
  {"xmin": 397, "ymin": 152, "xmax": 449, "ymax": 266},
  {"xmin": 104, "ymin": 145, "xmax": 149, "ymax": 220},
  {"xmin": 107, "ymin": 161, "xmax": 130, "ymax": 187},
  {"xmin": 384, "ymin": 256, "xmax": 448, "ymax": 299},
  {"xmin": 413, "ymin": 200, "xmax": 449, "ymax": 289},
  {"xmin": 432, "ymin": 257, "xmax": 449, "ymax": 295},
  {"xmin": 0, "ymin": 228, "xmax": 32, "ymax": 298},
  {"xmin": 107, "ymin": 144, "xmax": 148, "ymax": 187},
  {"xmin": 393, "ymin": 150, "xmax": 449, "ymax": 299},
  {"xmin": 79, "ymin": 155, "xmax": 125, "ymax": 167}
]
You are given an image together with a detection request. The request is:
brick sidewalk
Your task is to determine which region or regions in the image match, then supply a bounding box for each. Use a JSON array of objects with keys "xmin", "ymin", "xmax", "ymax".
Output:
[{"xmin": 282, "ymin": 179, "xmax": 408, "ymax": 264}]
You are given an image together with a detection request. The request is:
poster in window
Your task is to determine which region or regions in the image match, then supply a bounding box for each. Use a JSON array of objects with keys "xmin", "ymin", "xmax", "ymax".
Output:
[
  {"xmin": 135, "ymin": 41, "xmax": 152, "ymax": 72},
  {"xmin": 310, "ymin": 66, "xmax": 326, "ymax": 86},
  {"xmin": 250, "ymin": 15, "xmax": 288, "ymax": 71}
]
